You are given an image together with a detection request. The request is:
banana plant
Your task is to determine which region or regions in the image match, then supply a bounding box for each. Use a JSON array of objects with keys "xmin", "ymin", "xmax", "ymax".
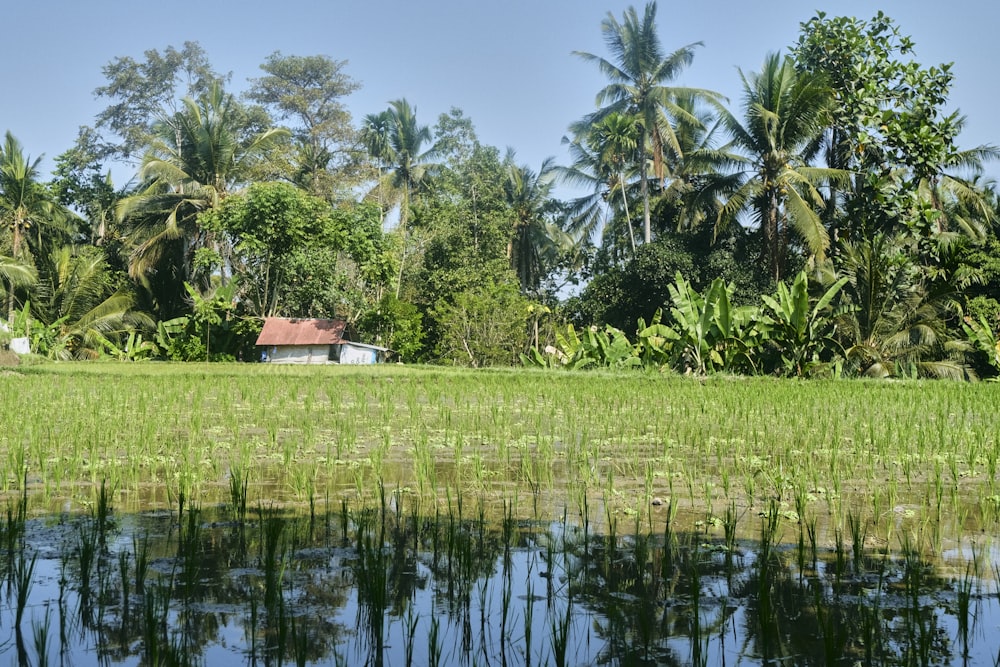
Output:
[
  {"xmin": 635, "ymin": 309, "xmax": 678, "ymax": 369},
  {"xmin": 759, "ymin": 271, "xmax": 849, "ymax": 377},
  {"xmin": 521, "ymin": 322, "xmax": 641, "ymax": 369},
  {"xmin": 665, "ymin": 273, "xmax": 760, "ymax": 375},
  {"xmin": 99, "ymin": 331, "xmax": 159, "ymax": 361}
]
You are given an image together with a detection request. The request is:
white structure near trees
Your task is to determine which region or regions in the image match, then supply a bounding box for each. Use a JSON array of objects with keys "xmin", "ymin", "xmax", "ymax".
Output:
[{"xmin": 255, "ymin": 318, "xmax": 388, "ymax": 364}]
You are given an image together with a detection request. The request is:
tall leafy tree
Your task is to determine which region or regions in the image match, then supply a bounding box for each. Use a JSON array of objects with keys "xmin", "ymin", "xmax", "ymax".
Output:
[
  {"xmin": 247, "ymin": 52, "xmax": 362, "ymax": 197},
  {"xmin": 200, "ymin": 182, "xmax": 392, "ymax": 318},
  {"xmin": 118, "ymin": 83, "xmax": 287, "ymax": 316},
  {"xmin": 718, "ymin": 53, "xmax": 847, "ymax": 282},
  {"xmin": 791, "ymin": 12, "xmax": 976, "ymax": 242},
  {"xmin": 574, "ymin": 1, "xmax": 720, "ymax": 243},
  {"xmin": 90, "ymin": 42, "xmax": 225, "ymax": 162}
]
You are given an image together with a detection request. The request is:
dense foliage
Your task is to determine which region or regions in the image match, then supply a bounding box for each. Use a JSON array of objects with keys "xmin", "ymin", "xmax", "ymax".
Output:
[{"xmin": 1, "ymin": 4, "xmax": 998, "ymax": 377}]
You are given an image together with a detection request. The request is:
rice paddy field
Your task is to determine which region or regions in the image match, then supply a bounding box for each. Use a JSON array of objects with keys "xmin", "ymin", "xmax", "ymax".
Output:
[{"xmin": 1, "ymin": 363, "xmax": 999, "ymax": 665}]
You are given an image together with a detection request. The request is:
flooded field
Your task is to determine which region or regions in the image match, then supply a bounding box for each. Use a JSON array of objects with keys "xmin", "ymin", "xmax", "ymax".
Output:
[
  {"xmin": 2, "ymin": 493, "xmax": 999, "ymax": 666},
  {"xmin": 1, "ymin": 364, "xmax": 1000, "ymax": 664}
]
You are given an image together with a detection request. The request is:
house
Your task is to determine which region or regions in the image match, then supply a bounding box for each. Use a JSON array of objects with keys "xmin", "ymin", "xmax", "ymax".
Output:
[{"xmin": 255, "ymin": 318, "xmax": 389, "ymax": 364}]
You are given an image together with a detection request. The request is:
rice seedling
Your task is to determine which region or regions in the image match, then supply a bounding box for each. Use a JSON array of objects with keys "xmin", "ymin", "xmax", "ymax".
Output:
[
  {"xmin": 428, "ymin": 614, "xmax": 443, "ymax": 667},
  {"xmin": 523, "ymin": 577, "xmax": 535, "ymax": 667},
  {"xmin": 12, "ymin": 547, "xmax": 36, "ymax": 628},
  {"xmin": 549, "ymin": 598, "xmax": 572, "ymax": 667},
  {"xmin": 229, "ymin": 465, "xmax": 249, "ymax": 524},
  {"xmin": 31, "ymin": 605, "xmax": 53, "ymax": 667}
]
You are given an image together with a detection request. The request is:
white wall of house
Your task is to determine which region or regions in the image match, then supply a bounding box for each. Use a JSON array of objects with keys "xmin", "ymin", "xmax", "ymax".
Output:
[
  {"xmin": 265, "ymin": 344, "xmax": 330, "ymax": 364},
  {"xmin": 339, "ymin": 343, "xmax": 378, "ymax": 365}
]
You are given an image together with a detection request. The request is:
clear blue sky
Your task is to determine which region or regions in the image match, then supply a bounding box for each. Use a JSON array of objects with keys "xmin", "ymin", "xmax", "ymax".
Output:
[{"xmin": 3, "ymin": 0, "xmax": 998, "ymax": 191}]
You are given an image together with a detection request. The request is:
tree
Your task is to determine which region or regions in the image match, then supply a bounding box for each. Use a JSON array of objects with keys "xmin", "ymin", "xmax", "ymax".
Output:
[
  {"xmin": 361, "ymin": 99, "xmax": 438, "ymax": 296},
  {"xmin": 592, "ymin": 113, "xmax": 640, "ymax": 251},
  {"xmin": 791, "ymin": 12, "xmax": 975, "ymax": 242},
  {"xmin": 501, "ymin": 152, "xmax": 566, "ymax": 295},
  {"xmin": 0, "ymin": 133, "xmax": 76, "ymax": 262},
  {"xmin": 200, "ymin": 182, "xmax": 392, "ymax": 319},
  {"xmin": 28, "ymin": 246, "xmax": 152, "ymax": 360},
  {"xmin": 718, "ymin": 53, "xmax": 847, "ymax": 282},
  {"xmin": 247, "ymin": 52, "xmax": 362, "ymax": 197},
  {"xmin": 90, "ymin": 42, "xmax": 225, "ymax": 162},
  {"xmin": 433, "ymin": 281, "xmax": 529, "ymax": 367},
  {"xmin": 0, "ymin": 255, "xmax": 36, "ymax": 323},
  {"xmin": 654, "ymin": 92, "xmax": 740, "ymax": 236},
  {"xmin": 556, "ymin": 128, "xmax": 622, "ymax": 251},
  {"xmin": 1, "ymin": 133, "xmax": 77, "ymax": 319},
  {"xmin": 117, "ymin": 83, "xmax": 287, "ymax": 316},
  {"xmin": 835, "ymin": 234, "xmax": 969, "ymax": 379},
  {"xmin": 574, "ymin": 1, "xmax": 721, "ymax": 243},
  {"xmin": 556, "ymin": 113, "xmax": 647, "ymax": 264}
]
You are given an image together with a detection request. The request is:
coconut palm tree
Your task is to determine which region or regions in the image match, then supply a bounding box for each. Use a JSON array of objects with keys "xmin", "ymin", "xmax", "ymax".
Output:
[
  {"xmin": 556, "ymin": 114, "xmax": 644, "ymax": 263},
  {"xmin": 1, "ymin": 132, "xmax": 77, "ymax": 319},
  {"xmin": 718, "ymin": 53, "xmax": 848, "ymax": 282},
  {"xmin": 0, "ymin": 255, "xmax": 37, "ymax": 325},
  {"xmin": 1, "ymin": 133, "xmax": 78, "ymax": 257},
  {"xmin": 836, "ymin": 233, "xmax": 969, "ymax": 379},
  {"xmin": 501, "ymin": 152, "xmax": 567, "ymax": 294},
  {"xmin": 361, "ymin": 99, "xmax": 438, "ymax": 296},
  {"xmin": 29, "ymin": 246, "xmax": 153, "ymax": 359},
  {"xmin": 591, "ymin": 113, "xmax": 640, "ymax": 252},
  {"xmin": 574, "ymin": 2, "xmax": 722, "ymax": 244},
  {"xmin": 0, "ymin": 132, "xmax": 48, "ymax": 262},
  {"xmin": 118, "ymin": 82, "xmax": 287, "ymax": 309},
  {"xmin": 656, "ymin": 92, "xmax": 741, "ymax": 236}
]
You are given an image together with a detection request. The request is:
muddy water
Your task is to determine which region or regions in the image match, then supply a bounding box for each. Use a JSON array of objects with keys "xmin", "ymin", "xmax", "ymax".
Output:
[{"xmin": 2, "ymin": 500, "xmax": 998, "ymax": 667}]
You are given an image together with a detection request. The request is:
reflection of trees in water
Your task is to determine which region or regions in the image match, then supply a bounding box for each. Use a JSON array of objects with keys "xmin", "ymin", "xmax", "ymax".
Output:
[
  {"xmin": 8, "ymin": 505, "xmax": 990, "ymax": 666},
  {"xmin": 734, "ymin": 549, "xmax": 954, "ymax": 665},
  {"xmin": 563, "ymin": 525, "xmax": 963, "ymax": 666}
]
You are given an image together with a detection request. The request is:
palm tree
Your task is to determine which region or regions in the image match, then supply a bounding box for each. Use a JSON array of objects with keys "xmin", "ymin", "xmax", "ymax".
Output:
[
  {"xmin": 0, "ymin": 255, "xmax": 37, "ymax": 325},
  {"xmin": 118, "ymin": 83, "xmax": 287, "ymax": 304},
  {"xmin": 0, "ymin": 132, "xmax": 47, "ymax": 262},
  {"xmin": 0, "ymin": 133, "xmax": 77, "ymax": 257},
  {"xmin": 501, "ymin": 152, "xmax": 566, "ymax": 294},
  {"xmin": 836, "ymin": 234, "xmax": 969, "ymax": 378},
  {"xmin": 718, "ymin": 53, "xmax": 847, "ymax": 282},
  {"xmin": 591, "ymin": 113, "xmax": 640, "ymax": 252},
  {"xmin": 1, "ymin": 132, "xmax": 75, "ymax": 319},
  {"xmin": 917, "ymin": 141, "xmax": 999, "ymax": 243},
  {"xmin": 574, "ymin": 2, "xmax": 722, "ymax": 244},
  {"xmin": 361, "ymin": 99, "xmax": 437, "ymax": 296},
  {"xmin": 656, "ymin": 92, "xmax": 741, "ymax": 236},
  {"xmin": 556, "ymin": 116, "xmax": 642, "ymax": 262},
  {"xmin": 30, "ymin": 246, "xmax": 153, "ymax": 359}
]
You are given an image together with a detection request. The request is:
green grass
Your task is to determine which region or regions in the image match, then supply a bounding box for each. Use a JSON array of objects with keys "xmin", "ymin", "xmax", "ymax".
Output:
[{"xmin": 2, "ymin": 362, "xmax": 998, "ymax": 554}]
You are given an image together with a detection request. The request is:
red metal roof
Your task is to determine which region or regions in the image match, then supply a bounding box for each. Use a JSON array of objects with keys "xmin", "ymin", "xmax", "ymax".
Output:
[{"xmin": 255, "ymin": 318, "xmax": 347, "ymax": 346}]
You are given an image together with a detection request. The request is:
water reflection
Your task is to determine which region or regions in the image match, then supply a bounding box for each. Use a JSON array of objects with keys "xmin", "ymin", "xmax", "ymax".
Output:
[{"xmin": 1, "ymin": 493, "xmax": 997, "ymax": 666}]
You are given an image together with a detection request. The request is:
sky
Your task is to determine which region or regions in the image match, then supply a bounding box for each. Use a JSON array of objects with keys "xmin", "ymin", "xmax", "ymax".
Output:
[{"xmin": 3, "ymin": 0, "xmax": 999, "ymax": 194}]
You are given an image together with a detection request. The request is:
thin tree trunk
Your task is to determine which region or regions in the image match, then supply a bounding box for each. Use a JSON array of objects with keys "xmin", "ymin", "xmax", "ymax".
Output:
[
  {"xmin": 621, "ymin": 173, "xmax": 636, "ymax": 255},
  {"xmin": 394, "ymin": 187, "xmax": 409, "ymax": 299},
  {"xmin": 639, "ymin": 133, "xmax": 651, "ymax": 244}
]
